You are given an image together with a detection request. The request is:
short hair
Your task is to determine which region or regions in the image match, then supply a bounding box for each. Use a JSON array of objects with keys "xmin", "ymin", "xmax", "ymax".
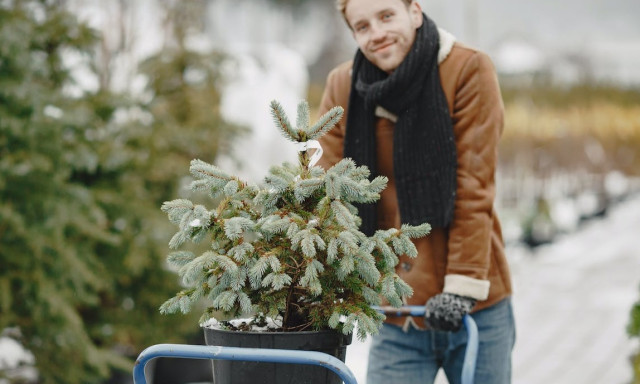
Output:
[{"xmin": 336, "ymin": 0, "xmax": 413, "ymax": 16}]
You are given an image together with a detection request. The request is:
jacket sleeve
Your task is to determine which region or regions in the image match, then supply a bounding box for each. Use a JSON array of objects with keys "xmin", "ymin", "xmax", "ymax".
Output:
[
  {"xmin": 316, "ymin": 64, "xmax": 351, "ymax": 170},
  {"xmin": 443, "ymin": 51, "xmax": 504, "ymax": 301}
]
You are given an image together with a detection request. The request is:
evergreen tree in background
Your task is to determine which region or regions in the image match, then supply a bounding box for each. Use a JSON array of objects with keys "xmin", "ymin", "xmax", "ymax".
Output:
[
  {"xmin": 629, "ymin": 286, "xmax": 640, "ymax": 384},
  {"xmin": 138, "ymin": 0, "xmax": 243, "ymax": 200},
  {"xmin": 0, "ymin": 1, "xmax": 242, "ymax": 382}
]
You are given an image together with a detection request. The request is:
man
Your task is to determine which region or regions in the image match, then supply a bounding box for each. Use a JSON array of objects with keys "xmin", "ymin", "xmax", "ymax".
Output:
[{"xmin": 316, "ymin": 0, "xmax": 515, "ymax": 383}]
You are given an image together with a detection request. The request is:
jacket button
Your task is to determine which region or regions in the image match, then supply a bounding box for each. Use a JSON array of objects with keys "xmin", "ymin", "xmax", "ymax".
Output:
[{"xmin": 401, "ymin": 262, "xmax": 412, "ymax": 272}]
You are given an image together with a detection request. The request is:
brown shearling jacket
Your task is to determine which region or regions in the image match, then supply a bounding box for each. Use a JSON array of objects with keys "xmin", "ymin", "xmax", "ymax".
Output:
[{"xmin": 316, "ymin": 37, "xmax": 512, "ymax": 329}]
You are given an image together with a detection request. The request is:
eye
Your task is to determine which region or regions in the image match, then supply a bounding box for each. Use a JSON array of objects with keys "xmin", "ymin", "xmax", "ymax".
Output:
[
  {"xmin": 355, "ymin": 24, "xmax": 368, "ymax": 32},
  {"xmin": 382, "ymin": 12, "xmax": 393, "ymax": 20}
]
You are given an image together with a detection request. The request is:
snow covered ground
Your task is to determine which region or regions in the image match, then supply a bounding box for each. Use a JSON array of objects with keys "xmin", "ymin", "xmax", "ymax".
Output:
[{"xmin": 346, "ymin": 193, "xmax": 640, "ymax": 384}]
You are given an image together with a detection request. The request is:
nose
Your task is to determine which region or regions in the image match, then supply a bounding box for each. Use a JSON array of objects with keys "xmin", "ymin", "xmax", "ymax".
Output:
[{"xmin": 369, "ymin": 22, "xmax": 387, "ymax": 42}]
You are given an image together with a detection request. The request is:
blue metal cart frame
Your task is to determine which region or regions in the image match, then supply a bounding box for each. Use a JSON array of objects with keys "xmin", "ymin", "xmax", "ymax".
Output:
[{"xmin": 133, "ymin": 308, "xmax": 478, "ymax": 384}]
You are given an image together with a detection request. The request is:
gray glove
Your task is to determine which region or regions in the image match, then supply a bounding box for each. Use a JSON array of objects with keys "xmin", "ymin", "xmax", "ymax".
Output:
[{"xmin": 424, "ymin": 293, "xmax": 476, "ymax": 332}]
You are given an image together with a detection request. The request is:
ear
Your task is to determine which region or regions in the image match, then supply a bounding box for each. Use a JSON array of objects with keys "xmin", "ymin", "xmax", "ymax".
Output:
[{"xmin": 409, "ymin": 1, "xmax": 424, "ymax": 28}]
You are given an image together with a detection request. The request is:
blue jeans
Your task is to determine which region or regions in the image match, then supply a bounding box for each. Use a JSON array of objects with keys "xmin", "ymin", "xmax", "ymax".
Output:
[{"xmin": 367, "ymin": 298, "xmax": 516, "ymax": 384}]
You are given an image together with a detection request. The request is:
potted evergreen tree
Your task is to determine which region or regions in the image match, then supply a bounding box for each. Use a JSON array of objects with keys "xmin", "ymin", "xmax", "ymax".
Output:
[{"xmin": 158, "ymin": 100, "xmax": 430, "ymax": 384}]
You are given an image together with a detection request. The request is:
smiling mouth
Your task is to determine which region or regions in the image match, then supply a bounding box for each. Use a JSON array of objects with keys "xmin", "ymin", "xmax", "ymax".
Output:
[{"xmin": 372, "ymin": 42, "xmax": 394, "ymax": 52}]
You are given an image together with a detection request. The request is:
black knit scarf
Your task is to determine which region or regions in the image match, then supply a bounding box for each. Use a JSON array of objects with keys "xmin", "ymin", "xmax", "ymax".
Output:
[{"xmin": 344, "ymin": 14, "xmax": 457, "ymax": 236}]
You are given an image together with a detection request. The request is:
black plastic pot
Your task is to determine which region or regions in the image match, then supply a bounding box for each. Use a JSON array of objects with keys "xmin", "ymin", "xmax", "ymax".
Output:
[{"xmin": 203, "ymin": 327, "xmax": 352, "ymax": 384}]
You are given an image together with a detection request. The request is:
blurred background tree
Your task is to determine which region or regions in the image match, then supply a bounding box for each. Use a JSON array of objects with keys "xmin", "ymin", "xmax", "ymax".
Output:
[
  {"xmin": 138, "ymin": 0, "xmax": 243, "ymax": 194},
  {"xmin": 0, "ymin": 0, "xmax": 242, "ymax": 383},
  {"xmin": 630, "ymin": 286, "xmax": 640, "ymax": 384}
]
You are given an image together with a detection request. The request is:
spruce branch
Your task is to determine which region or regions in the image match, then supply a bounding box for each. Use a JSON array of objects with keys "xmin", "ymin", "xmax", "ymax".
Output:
[
  {"xmin": 223, "ymin": 217, "xmax": 255, "ymax": 240},
  {"xmin": 381, "ymin": 275, "xmax": 402, "ymax": 307},
  {"xmin": 306, "ymin": 106, "xmax": 344, "ymax": 140},
  {"xmin": 394, "ymin": 277, "xmax": 414, "ymax": 297},
  {"xmin": 213, "ymin": 291, "xmax": 239, "ymax": 312},
  {"xmin": 228, "ymin": 242, "xmax": 255, "ymax": 262},
  {"xmin": 270, "ymin": 100, "xmax": 299, "ymax": 142},
  {"xmin": 294, "ymin": 177, "xmax": 324, "ymax": 203},
  {"xmin": 355, "ymin": 312, "xmax": 378, "ymax": 340},
  {"xmin": 328, "ymin": 158, "xmax": 357, "ymax": 176},
  {"xmin": 190, "ymin": 159, "xmax": 236, "ymax": 188},
  {"xmin": 354, "ymin": 250, "xmax": 380, "ymax": 286},
  {"xmin": 167, "ymin": 251, "xmax": 197, "ymax": 268},
  {"xmin": 362, "ymin": 286, "xmax": 381, "ymax": 305},
  {"xmin": 400, "ymin": 223, "xmax": 432, "ymax": 238},
  {"xmin": 296, "ymin": 100, "xmax": 311, "ymax": 133},
  {"xmin": 161, "ymin": 199, "xmax": 194, "ymax": 224},
  {"xmin": 327, "ymin": 238, "xmax": 339, "ymax": 264}
]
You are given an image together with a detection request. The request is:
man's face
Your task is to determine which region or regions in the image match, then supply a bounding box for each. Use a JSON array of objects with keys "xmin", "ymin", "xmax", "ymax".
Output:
[{"xmin": 345, "ymin": 0, "xmax": 423, "ymax": 73}]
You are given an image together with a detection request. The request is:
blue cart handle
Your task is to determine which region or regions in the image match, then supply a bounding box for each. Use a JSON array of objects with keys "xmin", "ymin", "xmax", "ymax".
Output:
[
  {"xmin": 373, "ymin": 306, "xmax": 478, "ymax": 384},
  {"xmin": 133, "ymin": 309, "xmax": 477, "ymax": 384},
  {"xmin": 462, "ymin": 315, "xmax": 479, "ymax": 384},
  {"xmin": 132, "ymin": 344, "xmax": 358, "ymax": 384}
]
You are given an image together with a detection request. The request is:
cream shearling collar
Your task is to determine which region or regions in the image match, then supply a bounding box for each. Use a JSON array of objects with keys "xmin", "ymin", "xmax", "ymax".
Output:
[{"xmin": 437, "ymin": 28, "xmax": 456, "ymax": 64}]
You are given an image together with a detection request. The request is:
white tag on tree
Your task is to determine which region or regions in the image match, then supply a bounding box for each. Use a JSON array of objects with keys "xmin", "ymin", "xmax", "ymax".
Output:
[{"xmin": 294, "ymin": 140, "xmax": 323, "ymax": 167}]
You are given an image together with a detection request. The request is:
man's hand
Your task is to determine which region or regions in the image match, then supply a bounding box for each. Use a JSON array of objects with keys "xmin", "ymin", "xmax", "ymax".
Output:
[{"xmin": 424, "ymin": 293, "xmax": 476, "ymax": 332}]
